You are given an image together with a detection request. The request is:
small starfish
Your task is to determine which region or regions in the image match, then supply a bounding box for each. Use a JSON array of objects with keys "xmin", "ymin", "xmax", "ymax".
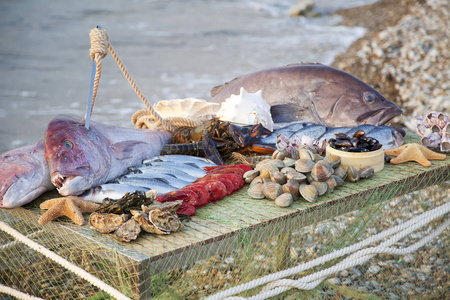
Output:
[
  {"xmin": 38, "ymin": 196, "xmax": 100, "ymax": 225},
  {"xmin": 385, "ymin": 143, "xmax": 446, "ymax": 167}
]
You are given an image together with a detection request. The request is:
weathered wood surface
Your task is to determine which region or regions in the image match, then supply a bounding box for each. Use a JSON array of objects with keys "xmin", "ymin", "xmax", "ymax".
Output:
[{"xmin": 1, "ymin": 134, "xmax": 449, "ymax": 278}]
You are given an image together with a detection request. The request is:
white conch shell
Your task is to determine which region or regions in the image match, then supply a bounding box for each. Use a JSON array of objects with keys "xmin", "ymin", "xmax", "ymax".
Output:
[
  {"xmin": 216, "ymin": 87, "xmax": 274, "ymax": 131},
  {"xmin": 153, "ymin": 98, "xmax": 220, "ymax": 121}
]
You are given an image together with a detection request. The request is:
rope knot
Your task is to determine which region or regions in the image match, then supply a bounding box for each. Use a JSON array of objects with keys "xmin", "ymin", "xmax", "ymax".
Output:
[{"xmin": 89, "ymin": 27, "xmax": 109, "ymax": 61}]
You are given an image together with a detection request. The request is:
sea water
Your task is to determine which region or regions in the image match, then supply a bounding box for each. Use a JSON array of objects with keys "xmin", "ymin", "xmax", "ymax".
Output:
[{"xmin": 0, "ymin": 0, "xmax": 376, "ymax": 153}]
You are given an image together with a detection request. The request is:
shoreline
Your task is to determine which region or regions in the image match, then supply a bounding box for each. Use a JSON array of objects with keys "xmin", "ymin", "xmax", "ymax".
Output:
[{"xmin": 331, "ymin": 0, "xmax": 449, "ymax": 129}]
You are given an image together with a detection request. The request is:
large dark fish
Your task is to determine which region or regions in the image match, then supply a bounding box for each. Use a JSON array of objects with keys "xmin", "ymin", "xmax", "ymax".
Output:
[
  {"xmin": 0, "ymin": 141, "xmax": 54, "ymax": 208},
  {"xmin": 44, "ymin": 115, "xmax": 172, "ymax": 196},
  {"xmin": 210, "ymin": 63, "xmax": 402, "ymax": 127}
]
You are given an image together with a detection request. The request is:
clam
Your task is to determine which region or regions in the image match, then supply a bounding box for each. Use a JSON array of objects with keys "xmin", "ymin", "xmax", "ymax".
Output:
[
  {"xmin": 282, "ymin": 179, "xmax": 300, "ymax": 198},
  {"xmin": 310, "ymin": 181, "xmax": 327, "ymax": 196},
  {"xmin": 275, "ymin": 193, "xmax": 293, "ymax": 207},
  {"xmin": 299, "ymin": 184, "xmax": 318, "ymax": 203},
  {"xmin": 325, "ymin": 176, "xmax": 337, "ymax": 193},
  {"xmin": 294, "ymin": 159, "xmax": 315, "ymax": 173},
  {"xmin": 359, "ymin": 166, "xmax": 375, "ymax": 179},
  {"xmin": 313, "ymin": 153, "xmax": 323, "ymax": 163},
  {"xmin": 248, "ymin": 182, "xmax": 265, "ymax": 199},
  {"xmin": 347, "ymin": 165, "xmax": 360, "ymax": 183},
  {"xmin": 298, "ymin": 148, "xmax": 315, "ymax": 160},
  {"xmin": 272, "ymin": 149, "xmax": 287, "ymax": 160},
  {"xmin": 259, "ymin": 163, "xmax": 280, "ymax": 178},
  {"xmin": 285, "ymin": 171, "xmax": 307, "ymax": 183},
  {"xmin": 331, "ymin": 175, "xmax": 345, "ymax": 187},
  {"xmin": 333, "ymin": 166, "xmax": 347, "ymax": 180},
  {"xmin": 290, "ymin": 148, "xmax": 300, "ymax": 160},
  {"xmin": 310, "ymin": 161, "xmax": 333, "ymax": 182},
  {"xmin": 243, "ymin": 169, "xmax": 260, "ymax": 183},
  {"xmin": 262, "ymin": 182, "xmax": 283, "ymax": 200},
  {"xmin": 269, "ymin": 170, "xmax": 287, "ymax": 185},
  {"xmin": 280, "ymin": 166, "xmax": 297, "ymax": 174},
  {"xmin": 89, "ymin": 212, "xmax": 129, "ymax": 234},
  {"xmin": 324, "ymin": 155, "xmax": 341, "ymax": 168},
  {"xmin": 283, "ymin": 157, "xmax": 297, "ymax": 168},
  {"xmin": 255, "ymin": 159, "xmax": 282, "ymax": 171},
  {"xmin": 249, "ymin": 176, "xmax": 265, "ymax": 188}
]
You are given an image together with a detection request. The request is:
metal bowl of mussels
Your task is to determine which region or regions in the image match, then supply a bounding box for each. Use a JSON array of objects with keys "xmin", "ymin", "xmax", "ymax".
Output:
[{"xmin": 325, "ymin": 129, "xmax": 385, "ymax": 172}]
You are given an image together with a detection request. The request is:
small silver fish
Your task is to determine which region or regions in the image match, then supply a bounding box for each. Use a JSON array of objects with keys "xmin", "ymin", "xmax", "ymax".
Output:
[
  {"xmin": 115, "ymin": 177, "xmax": 177, "ymax": 194},
  {"xmin": 119, "ymin": 173, "xmax": 191, "ymax": 189},
  {"xmin": 143, "ymin": 154, "xmax": 216, "ymax": 168}
]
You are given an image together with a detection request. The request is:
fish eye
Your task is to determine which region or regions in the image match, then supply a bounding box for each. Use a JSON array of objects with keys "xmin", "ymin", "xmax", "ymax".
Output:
[
  {"xmin": 63, "ymin": 140, "xmax": 73, "ymax": 149},
  {"xmin": 364, "ymin": 92, "xmax": 376, "ymax": 103}
]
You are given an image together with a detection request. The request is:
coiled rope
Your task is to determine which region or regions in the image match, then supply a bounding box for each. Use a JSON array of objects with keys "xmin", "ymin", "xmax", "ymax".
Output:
[
  {"xmin": 0, "ymin": 221, "xmax": 131, "ymax": 300},
  {"xmin": 87, "ymin": 26, "xmax": 176, "ymax": 132},
  {"xmin": 205, "ymin": 200, "xmax": 450, "ymax": 300}
]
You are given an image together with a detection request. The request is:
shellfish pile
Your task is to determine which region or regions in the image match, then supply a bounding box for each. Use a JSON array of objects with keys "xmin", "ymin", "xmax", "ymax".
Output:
[
  {"xmin": 244, "ymin": 146, "xmax": 375, "ymax": 207},
  {"xmin": 328, "ymin": 129, "xmax": 382, "ymax": 152},
  {"xmin": 416, "ymin": 112, "xmax": 450, "ymax": 153},
  {"xmin": 89, "ymin": 191, "xmax": 184, "ymax": 242}
]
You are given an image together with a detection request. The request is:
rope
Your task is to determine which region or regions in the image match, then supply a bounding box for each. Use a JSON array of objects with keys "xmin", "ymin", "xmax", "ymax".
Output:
[
  {"xmin": 0, "ymin": 284, "xmax": 44, "ymax": 300},
  {"xmin": 205, "ymin": 200, "xmax": 450, "ymax": 300},
  {"xmin": 87, "ymin": 27, "xmax": 176, "ymax": 132},
  {"xmin": 0, "ymin": 221, "xmax": 131, "ymax": 300}
]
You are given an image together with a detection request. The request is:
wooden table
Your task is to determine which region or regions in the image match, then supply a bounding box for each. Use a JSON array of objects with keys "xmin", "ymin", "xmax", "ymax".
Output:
[{"xmin": 1, "ymin": 134, "xmax": 449, "ymax": 299}]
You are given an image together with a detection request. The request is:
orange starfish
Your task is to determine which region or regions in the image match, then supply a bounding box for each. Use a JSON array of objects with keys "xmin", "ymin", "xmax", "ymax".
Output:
[
  {"xmin": 38, "ymin": 196, "xmax": 100, "ymax": 225},
  {"xmin": 385, "ymin": 143, "xmax": 446, "ymax": 167}
]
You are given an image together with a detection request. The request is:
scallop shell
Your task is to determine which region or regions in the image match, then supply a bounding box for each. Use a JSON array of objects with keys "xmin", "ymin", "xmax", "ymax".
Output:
[
  {"xmin": 299, "ymin": 184, "xmax": 318, "ymax": 203},
  {"xmin": 275, "ymin": 193, "xmax": 293, "ymax": 207},
  {"xmin": 153, "ymin": 98, "xmax": 219, "ymax": 121},
  {"xmin": 262, "ymin": 182, "xmax": 283, "ymax": 200}
]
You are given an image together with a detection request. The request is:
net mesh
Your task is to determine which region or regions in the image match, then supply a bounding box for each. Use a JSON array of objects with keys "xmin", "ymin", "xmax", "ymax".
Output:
[{"xmin": 1, "ymin": 137, "xmax": 449, "ymax": 300}]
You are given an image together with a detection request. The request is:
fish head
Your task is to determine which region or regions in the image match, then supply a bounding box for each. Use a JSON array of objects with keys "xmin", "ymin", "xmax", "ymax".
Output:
[
  {"xmin": 314, "ymin": 69, "xmax": 402, "ymax": 127},
  {"xmin": 0, "ymin": 143, "xmax": 52, "ymax": 208},
  {"xmin": 44, "ymin": 115, "xmax": 111, "ymax": 196}
]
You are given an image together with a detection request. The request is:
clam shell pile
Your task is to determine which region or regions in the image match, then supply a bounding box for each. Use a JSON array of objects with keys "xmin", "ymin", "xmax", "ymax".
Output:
[
  {"xmin": 416, "ymin": 112, "xmax": 450, "ymax": 153},
  {"xmin": 244, "ymin": 146, "xmax": 375, "ymax": 207}
]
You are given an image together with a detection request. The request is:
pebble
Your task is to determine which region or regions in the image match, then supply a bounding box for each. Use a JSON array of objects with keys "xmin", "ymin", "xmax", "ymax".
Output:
[
  {"xmin": 327, "ymin": 277, "xmax": 340, "ymax": 285},
  {"xmin": 368, "ymin": 265, "xmax": 381, "ymax": 275}
]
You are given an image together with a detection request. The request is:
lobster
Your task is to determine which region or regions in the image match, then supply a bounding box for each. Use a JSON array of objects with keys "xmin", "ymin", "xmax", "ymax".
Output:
[{"xmin": 160, "ymin": 118, "xmax": 275, "ymax": 165}]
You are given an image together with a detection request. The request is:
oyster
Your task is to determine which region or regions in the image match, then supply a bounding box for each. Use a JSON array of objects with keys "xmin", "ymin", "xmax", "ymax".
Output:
[
  {"xmin": 131, "ymin": 210, "xmax": 169, "ymax": 235},
  {"xmin": 149, "ymin": 209, "xmax": 183, "ymax": 233},
  {"xmin": 89, "ymin": 212, "xmax": 129, "ymax": 234},
  {"xmin": 141, "ymin": 200, "xmax": 183, "ymax": 214},
  {"xmin": 115, "ymin": 219, "xmax": 141, "ymax": 242}
]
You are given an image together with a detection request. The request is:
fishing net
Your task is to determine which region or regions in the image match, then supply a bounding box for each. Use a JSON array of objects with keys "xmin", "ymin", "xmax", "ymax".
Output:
[{"xmin": 1, "ymin": 134, "xmax": 449, "ymax": 300}]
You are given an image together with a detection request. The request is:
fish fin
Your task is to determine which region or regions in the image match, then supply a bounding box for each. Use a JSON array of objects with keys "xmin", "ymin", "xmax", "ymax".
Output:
[
  {"xmin": 270, "ymin": 104, "xmax": 321, "ymax": 124},
  {"xmin": 210, "ymin": 77, "xmax": 240, "ymax": 97},
  {"xmin": 110, "ymin": 141, "xmax": 146, "ymax": 160}
]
